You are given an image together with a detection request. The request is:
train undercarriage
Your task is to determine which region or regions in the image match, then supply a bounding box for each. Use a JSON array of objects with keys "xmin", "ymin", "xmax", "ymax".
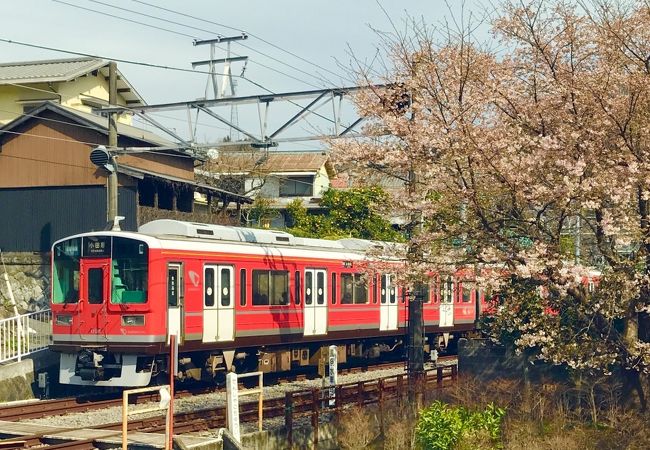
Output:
[{"xmin": 59, "ymin": 332, "xmax": 459, "ymax": 387}]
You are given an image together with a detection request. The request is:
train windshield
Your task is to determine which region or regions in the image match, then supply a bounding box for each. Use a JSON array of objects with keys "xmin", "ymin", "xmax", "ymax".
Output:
[
  {"xmin": 52, "ymin": 238, "xmax": 81, "ymax": 304},
  {"xmin": 52, "ymin": 236, "xmax": 149, "ymax": 305}
]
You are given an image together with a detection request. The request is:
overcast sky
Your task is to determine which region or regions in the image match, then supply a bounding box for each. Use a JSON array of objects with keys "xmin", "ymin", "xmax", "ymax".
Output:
[{"xmin": 1, "ymin": 0, "xmax": 488, "ymax": 149}]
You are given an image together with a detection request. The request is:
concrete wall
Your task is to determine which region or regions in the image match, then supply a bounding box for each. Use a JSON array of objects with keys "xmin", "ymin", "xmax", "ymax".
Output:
[
  {"xmin": 458, "ymin": 338, "xmax": 567, "ymax": 382},
  {"xmin": 239, "ymin": 421, "xmax": 339, "ymax": 450},
  {"xmin": 0, "ymin": 350, "xmax": 58, "ymax": 402},
  {"xmin": 0, "ymin": 252, "xmax": 50, "ymax": 317}
]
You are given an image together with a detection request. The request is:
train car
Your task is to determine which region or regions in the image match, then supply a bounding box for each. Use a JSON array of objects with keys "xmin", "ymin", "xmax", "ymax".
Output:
[{"xmin": 50, "ymin": 219, "xmax": 483, "ymax": 387}]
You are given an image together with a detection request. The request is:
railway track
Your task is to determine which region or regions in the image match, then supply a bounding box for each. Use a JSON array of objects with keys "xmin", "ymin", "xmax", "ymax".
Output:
[
  {"xmin": 0, "ymin": 363, "xmax": 457, "ymax": 449},
  {"xmin": 0, "ymin": 356, "xmax": 455, "ymax": 423}
]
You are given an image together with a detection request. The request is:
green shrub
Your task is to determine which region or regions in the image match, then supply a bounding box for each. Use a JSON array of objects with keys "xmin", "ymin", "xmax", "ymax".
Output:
[{"xmin": 415, "ymin": 401, "xmax": 506, "ymax": 450}]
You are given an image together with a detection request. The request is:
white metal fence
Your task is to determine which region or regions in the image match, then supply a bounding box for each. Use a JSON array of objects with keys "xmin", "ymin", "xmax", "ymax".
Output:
[{"xmin": 0, "ymin": 309, "xmax": 52, "ymax": 364}]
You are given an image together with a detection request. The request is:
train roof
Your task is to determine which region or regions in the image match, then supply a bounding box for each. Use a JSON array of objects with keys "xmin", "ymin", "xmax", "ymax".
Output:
[{"xmin": 137, "ymin": 220, "xmax": 393, "ymax": 254}]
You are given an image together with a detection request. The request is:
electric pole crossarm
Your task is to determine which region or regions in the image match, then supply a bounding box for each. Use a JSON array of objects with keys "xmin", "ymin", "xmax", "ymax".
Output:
[
  {"xmin": 193, "ymin": 34, "xmax": 248, "ymax": 46},
  {"xmin": 192, "ymin": 56, "xmax": 248, "ymax": 67},
  {"xmin": 196, "ymin": 105, "xmax": 262, "ymax": 143},
  {"xmin": 133, "ymin": 112, "xmax": 192, "ymax": 147},
  {"xmin": 268, "ymin": 91, "xmax": 329, "ymax": 139}
]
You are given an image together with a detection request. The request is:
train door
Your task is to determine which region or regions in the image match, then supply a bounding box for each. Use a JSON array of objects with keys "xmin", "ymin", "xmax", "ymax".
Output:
[
  {"xmin": 79, "ymin": 258, "xmax": 110, "ymax": 337},
  {"xmin": 203, "ymin": 265, "xmax": 235, "ymax": 343},
  {"xmin": 380, "ymin": 274, "xmax": 398, "ymax": 331},
  {"xmin": 167, "ymin": 263, "xmax": 184, "ymax": 344},
  {"xmin": 440, "ymin": 276, "xmax": 455, "ymax": 327},
  {"xmin": 304, "ymin": 269, "xmax": 327, "ymax": 336}
]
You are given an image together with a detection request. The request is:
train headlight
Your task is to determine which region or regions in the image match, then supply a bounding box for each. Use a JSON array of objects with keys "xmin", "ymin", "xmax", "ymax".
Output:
[
  {"xmin": 122, "ymin": 315, "xmax": 145, "ymax": 326},
  {"xmin": 55, "ymin": 314, "xmax": 72, "ymax": 325}
]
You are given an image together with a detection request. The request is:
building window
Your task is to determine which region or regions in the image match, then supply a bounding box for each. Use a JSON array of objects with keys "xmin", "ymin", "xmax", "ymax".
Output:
[{"xmin": 279, "ymin": 176, "xmax": 314, "ymax": 197}]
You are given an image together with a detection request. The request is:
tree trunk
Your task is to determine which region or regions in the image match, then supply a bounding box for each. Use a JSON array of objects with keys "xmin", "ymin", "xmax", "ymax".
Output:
[{"xmin": 622, "ymin": 368, "xmax": 647, "ymax": 412}]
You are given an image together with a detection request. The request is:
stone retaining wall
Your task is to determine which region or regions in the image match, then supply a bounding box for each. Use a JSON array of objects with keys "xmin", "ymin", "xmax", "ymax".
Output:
[{"xmin": 0, "ymin": 252, "xmax": 50, "ymax": 317}]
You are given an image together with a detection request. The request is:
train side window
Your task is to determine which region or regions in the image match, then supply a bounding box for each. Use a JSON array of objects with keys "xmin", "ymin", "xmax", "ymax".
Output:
[
  {"xmin": 341, "ymin": 273, "xmax": 354, "ymax": 304},
  {"xmin": 252, "ymin": 270, "xmax": 289, "ymax": 306},
  {"xmin": 381, "ymin": 275, "xmax": 387, "ymax": 304},
  {"xmin": 305, "ymin": 271, "xmax": 313, "ymax": 305},
  {"xmin": 461, "ymin": 282, "xmax": 474, "ymax": 303},
  {"xmin": 87, "ymin": 268, "xmax": 104, "ymax": 304},
  {"xmin": 316, "ymin": 272, "xmax": 325, "ymax": 305},
  {"xmin": 240, "ymin": 269, "xmax": 246, "ymax": 306},
  {"xmin": 444, "ymin": 277, "xmax": 454, "ymax": 303},
  {"xmin": 204, "ymin": 267, "xmax": 215, "ymax": 307},
  {"xmin": 167, "ymin": 264, "xmax": 183, "ymax": 307},
  {"xmin": 294, "ymin": 271, "xmax": 301, "ymax": 305},
  {"xmin": 389, "ymin": 279, "xmax": 396, "ymax": 304},
  {"xmin": 354, "ymin": 275, "xmax": 368, "ymax": 304},
  {"xmin": 220, "ymin": 268, "xmax": 231, "ymax": 307},
  {"xmin": 331, "ymin": 273, "xmax": 337, "ymax": 304},
  {"xmin": 372, "ymin": 275, "xmax": 378, "ymax": 304}
]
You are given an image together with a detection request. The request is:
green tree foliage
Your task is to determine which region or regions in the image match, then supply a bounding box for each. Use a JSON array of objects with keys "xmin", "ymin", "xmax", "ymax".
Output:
[
  {"xmin": 285, "ymin": 187, "xmax": 404, "ymax": 241},
  {"xmin": 415, "ymin": 401, "xmax": 506, "ymax": 450}
]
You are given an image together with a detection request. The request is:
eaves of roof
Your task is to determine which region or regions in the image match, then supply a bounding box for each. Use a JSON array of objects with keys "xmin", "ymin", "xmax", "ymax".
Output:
[
  {"xmin": 0, "ymin": 102, "xmax": 195, "ymax": 159},
  {"xmin": 0, "ymin": 57, "xmax": 145, "ymax": 107},
  {"xmin": 118, "ymin": 164, "xmax": 253, "ymax": 204}
]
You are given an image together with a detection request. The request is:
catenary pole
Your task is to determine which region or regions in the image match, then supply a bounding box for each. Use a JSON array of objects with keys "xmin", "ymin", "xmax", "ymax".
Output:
[{"xmin": 107, "ymin": 61, "xmax": 118, "ymax": 224}]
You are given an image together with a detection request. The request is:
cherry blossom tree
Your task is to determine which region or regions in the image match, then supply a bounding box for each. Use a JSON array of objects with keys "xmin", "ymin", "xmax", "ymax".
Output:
[{"xmin": 333, "ymin": 0, "xmax": 650, "ymax": 409}]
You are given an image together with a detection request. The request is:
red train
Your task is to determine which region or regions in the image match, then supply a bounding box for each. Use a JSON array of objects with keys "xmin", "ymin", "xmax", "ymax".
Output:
[{"xmin": 50, "ymin": 220, "xmax": 490, "ymax": 387}]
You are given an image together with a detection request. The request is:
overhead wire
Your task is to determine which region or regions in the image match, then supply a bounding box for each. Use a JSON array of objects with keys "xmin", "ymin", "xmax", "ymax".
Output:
[
  {"xmin": 53, "ymin": 0, "xmax": 328, "ymax": 90},
  {"xmin": 86, "ymin": 0, "xmax": 337, "ymax": 88},
  {"xmin": 132, "ymin": 0, "xmax": 354, "ymax": 84},
  {"xmin": 0, "ymin": 37, "xmax": 344, "ymax": 129}
]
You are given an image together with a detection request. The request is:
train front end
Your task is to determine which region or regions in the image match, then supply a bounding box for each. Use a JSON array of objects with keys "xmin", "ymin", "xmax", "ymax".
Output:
[{"xmin": 50, "ymin": 233, "xmax": 164, "ymax": 387}]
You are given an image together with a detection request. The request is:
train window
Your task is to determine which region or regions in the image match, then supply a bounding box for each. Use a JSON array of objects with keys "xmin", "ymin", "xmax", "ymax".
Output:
[
  {"xmin": 305, "ymin": 272, "xmax": 313, "ymax": 305},
  {"xmin": 111, "ymin": 237, "xmax": 149, "ymax": 304},
  {"xmin": 204, "ymin": 268, "xmax": 215, "ymax": 307},
  {"xmin": 87, "ymin": 268, "xmax": 104, "ymax": 304},
  {"xmin": 381, "ymin": 275, "xmax": 387, "ymax": 304},
  {"xmin": 316, "ymin": 272, "xmax": 325, "ymax": 305},
  {"xmin": 372, "ymin": 275, "xmax": 378, "ymax": 304},
  {"xmin": 341, "ymin": 274, "xmax": 353, "ymax": 304},
  {"xmin": 167, "ymin": 264, "xmax": 183, "ymax": 307},
  {"xmin": 443, "ymin": 277, "xmax": 455, "ymax": 304},
  {"xmin": 221, "ymin": 268, "xmax": 231, "ymax": 307},
  {"xmin": 461, "ymin": 282, "xmax": 474, "ymax": 302},
  {"xmin": 252, "ymin": 270, "xmax": 289, "ymax": 306},
  {"xmin": 341, "ymin": 273, "xmax": 368, "ymax": 304},
  {"xmin": 415, "ymin": 282, "xmax": 430, "ymax": 303},
  {"xmin": 389, "ymin": 285, "xmax": 396, "ymax": 304},
  {"xmin": 240, "ymin": 269, "xmax": 247, "ymax": 306},
  {"xmin": 294, "ymin": 271, "xmax": 301, "ymax": 305},
  {"xmin": 52, "ymin": 238, "xmax": 80, "ymax": 304},
  {"xmin": 331, "ymin": 273, "xmax": 337, "ymax": 304}
]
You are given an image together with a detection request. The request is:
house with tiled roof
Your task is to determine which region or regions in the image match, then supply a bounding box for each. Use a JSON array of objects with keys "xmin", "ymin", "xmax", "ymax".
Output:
[
  {"xmin": 0, "ymin": 57, "xmax": 143, "ymax": 126},
  {"xmin": 0, "ymin": 60, "xmax": 252, "ymax": 253},
  {"xmin": 200, "ymin": 149, "xmax": 337, "ymax": 227}
]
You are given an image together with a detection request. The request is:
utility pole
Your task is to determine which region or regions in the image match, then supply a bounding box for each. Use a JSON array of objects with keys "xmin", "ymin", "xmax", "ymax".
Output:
[
  {"xmin": 107, "ymin": 61, "xmax": 118, "ymax": 224},
  {"xmin": 406, "ymin": 165, "xmax": 425, "ymax": 412},
  {"xmin": 192, "ymin": 34, "xmax": 248, "ymax": 141}
]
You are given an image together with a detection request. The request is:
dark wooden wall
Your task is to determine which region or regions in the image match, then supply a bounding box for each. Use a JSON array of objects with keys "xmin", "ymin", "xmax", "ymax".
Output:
[{"xmin": 0, "ymin": 185, "xmax": 136, "ymax": 252}]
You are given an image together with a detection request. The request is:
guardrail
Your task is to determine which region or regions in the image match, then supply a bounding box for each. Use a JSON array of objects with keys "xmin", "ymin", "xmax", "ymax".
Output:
[
  {"xmin": 283, "ymin": 363, "xmax": 458, "ymax": 448},
  {"xmin": 0, "ymin": 309, "xmax": 52, "ymax": 364}
]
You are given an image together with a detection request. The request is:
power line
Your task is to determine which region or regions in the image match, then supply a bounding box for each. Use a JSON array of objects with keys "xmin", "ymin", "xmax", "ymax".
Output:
[
  {"xmin": 54, "ymin": 0, "xmax": 327, "ymax": 90},
  {"xmin": 87, "ymin": 0, "xmax": 337, "ymax": 87},
  {"xmin": 53, "ymin": 0, "xmax": 196, "ymax": 39},
  {"xmin": 132, "ymin": 0, "xmax": 354, "ymax": 84},
  {"xmin": 0, "ymin": 37, "xmax": 329, "ymax": 115},
  {"xmin": 0, "ymin": 37, "xmax": 344, "ymax": 133}
]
